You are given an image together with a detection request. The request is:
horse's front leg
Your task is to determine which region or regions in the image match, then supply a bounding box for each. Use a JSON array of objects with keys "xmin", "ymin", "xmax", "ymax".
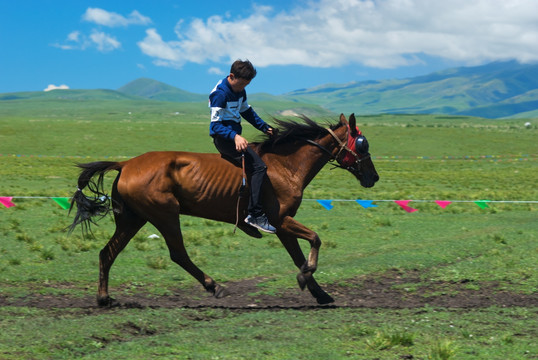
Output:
[
  {"xmin": 279, "ymin": 216, "xmax": 320, "ymax": 279},
  {"xmin": 278, "ymin": 216, "xmax": 334, "ymax": 304}
]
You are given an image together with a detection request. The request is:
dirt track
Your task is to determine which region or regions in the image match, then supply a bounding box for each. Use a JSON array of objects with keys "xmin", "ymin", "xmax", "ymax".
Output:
[{"xmin": 1, "ymin": 270, "xmax": 536, "ymax": 311}]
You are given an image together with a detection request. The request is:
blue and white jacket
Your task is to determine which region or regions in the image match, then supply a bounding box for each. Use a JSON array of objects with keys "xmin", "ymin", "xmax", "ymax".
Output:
[{"xmin": 209, "ymin": 77, "xmax": 269, "ymax": 140}]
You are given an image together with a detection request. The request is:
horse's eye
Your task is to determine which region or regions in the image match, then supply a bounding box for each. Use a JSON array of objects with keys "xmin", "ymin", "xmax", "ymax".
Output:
[{"xmin": 355, "ymin": 136, "xmax": 369, "ymax": 155}]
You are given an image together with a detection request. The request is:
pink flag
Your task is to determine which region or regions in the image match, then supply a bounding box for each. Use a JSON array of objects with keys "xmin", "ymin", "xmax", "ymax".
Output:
[
  {"xmin": 394, "ymin": 200, "xmax": 418, "ymax": 213},
  {"xmin": 435, "ymin": 200, "xmax": 452, "ymax": 209},
  {"xmin": 0, "ymin": 197, "xmax": 15, "ymax": 208}
]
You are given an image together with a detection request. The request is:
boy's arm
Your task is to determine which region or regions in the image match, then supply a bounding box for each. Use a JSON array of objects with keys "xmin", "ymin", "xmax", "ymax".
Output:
[{"xmin": 241, "ymin": 106, "xmax": 270, "ymax": 133}]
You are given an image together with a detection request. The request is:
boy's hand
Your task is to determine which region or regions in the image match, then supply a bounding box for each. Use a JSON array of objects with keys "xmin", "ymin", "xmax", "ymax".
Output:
[{"xmin": 234, "ymin": 134, "xmax": 249, "ymax": 152}]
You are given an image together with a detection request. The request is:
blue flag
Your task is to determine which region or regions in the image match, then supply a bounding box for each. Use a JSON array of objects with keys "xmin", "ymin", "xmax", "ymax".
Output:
[
  {"xmin": 356, "ymin": 199, "xmax": 377, "ymax": 208},
  {"xmin": 317, "ymin": 200, "xmax": 334, "ymax": 210}
]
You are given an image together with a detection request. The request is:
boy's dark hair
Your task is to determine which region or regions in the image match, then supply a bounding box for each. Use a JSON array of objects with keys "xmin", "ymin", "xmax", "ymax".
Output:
[{"xmin": 230, "ymin": 59, "xmax": 257, "ymax": 80}]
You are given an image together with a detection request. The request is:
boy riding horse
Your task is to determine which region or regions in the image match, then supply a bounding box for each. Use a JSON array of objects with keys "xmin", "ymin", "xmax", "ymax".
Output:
[{"xmin": 209, "ymin": 59, "xmax": 276, "ymax": 234}]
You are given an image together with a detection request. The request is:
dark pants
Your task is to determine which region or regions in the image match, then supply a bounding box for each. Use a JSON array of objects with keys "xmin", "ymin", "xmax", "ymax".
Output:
[{"xmin": 213, "ymin": 137, "xmax": 267, "ymax": 217}]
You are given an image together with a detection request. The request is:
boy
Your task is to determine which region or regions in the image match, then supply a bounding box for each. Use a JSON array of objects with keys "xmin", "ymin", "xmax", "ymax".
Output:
[{"xmin": 209, "ymin": 60, "xmax": 276, "ymax": 234}]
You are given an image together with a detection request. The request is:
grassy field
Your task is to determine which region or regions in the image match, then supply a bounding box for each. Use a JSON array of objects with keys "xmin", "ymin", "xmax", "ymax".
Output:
[{"xmin": 0, "ymin": 97, "xmax": 536, "ymax": 359}]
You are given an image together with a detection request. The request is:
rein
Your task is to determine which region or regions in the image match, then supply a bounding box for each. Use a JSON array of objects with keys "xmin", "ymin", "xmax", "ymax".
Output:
[
  {"xmin": 234, "ymin": 153, "xmax": 247, "ymax": 233},
  {"xmin": 305, "ymin": 127, "xmax": 370, "ymax": 171}
]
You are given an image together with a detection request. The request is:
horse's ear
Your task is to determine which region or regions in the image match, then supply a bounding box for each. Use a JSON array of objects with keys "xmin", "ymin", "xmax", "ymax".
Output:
[
  {"xmin": 339, "ymin": 113, "xmax": 348, "ymax": 125},
  {"xmin": 349, "ymin": 113, "xmax": 358, "ymax": 137}
]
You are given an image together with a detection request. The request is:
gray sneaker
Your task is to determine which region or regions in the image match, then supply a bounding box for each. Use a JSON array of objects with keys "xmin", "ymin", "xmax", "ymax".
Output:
[{"xmin": 245, "ymin": 214, "xmax": 276, "ymax": 234}]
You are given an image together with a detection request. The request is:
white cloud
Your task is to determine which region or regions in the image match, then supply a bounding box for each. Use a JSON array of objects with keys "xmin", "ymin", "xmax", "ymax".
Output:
[
  {"xmin": 90, "ymin": 31, "xmax": 121, "ymax": 52},
  {"xmin": 53, "ymin": 30, "xmax": 120, "ymax": 52},
  {"xmin": 44, "ymin": 84, "xmax": 69, "ymax": 92},
  {"xmin": 52, "ymin": 30, "xmax": 89, "ymax": 50},
  {"xmin": 208, "ymin": 67, "xmax": 225, "ymax": 75},
  {"xmin": 52, "ymin": 43, "xmax": 75, "ymax": 50},
  {"xmin": 67, "ymin": 31, "xmax": 80, "ymax": 42},
  {"xmin": 82, "ymin": 8, "xmax": 151, "ymax": 27},
  {"xmin": 128, "ymin": 10, "xmax": 152, "ymax": 26},
  {"xmin": 137, "ymin": 28, "xmax": 184, "ymax": 67},
  {"xmin": 54, "ymin": 7, "xmax": 150, "ymax": 53},
  {"xmin": 138, "ymin": 0, "xmax": 538, "ymax": 69}
]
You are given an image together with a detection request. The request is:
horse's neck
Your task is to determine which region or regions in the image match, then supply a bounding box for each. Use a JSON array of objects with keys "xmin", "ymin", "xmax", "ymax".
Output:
[
  {"xmin": 302, "ymin": 134, "xmax": 341, "ymax": 186},
  {"xmin": 266, "ymin": 133, "xmax": 339, "ymax": 191}
]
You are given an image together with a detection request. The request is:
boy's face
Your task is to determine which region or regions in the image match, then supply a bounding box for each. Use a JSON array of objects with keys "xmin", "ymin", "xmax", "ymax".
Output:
[{"xmin": 228, "ymin": 73, "xmax": 251, "ymax": 93}]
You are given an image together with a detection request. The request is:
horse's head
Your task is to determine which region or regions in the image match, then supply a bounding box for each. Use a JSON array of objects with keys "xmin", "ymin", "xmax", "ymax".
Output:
[{"xmin": 334, "ymin": 114, "xmax": 379, "ymax": 188}]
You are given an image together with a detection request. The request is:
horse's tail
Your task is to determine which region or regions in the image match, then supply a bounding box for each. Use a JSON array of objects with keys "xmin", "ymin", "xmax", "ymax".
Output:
[{"xmin": 68, "ymin": 161, "xmax": 122, "ymax": 235}]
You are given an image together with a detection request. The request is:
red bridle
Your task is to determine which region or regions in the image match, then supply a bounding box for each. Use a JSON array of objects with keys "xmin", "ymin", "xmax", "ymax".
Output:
[{"xmin": 326, "ymin": 125, "xmax": 368, "ymax": 169}]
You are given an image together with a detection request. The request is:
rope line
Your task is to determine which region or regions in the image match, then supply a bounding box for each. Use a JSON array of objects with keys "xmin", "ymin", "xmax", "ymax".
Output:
[
  {"xmin": 1, "ymin": 153, "xmax": 536, "ymax": 161},
  {"xmin": 3, "ymin": 196, "xmax": 537, "ymax": 204}
]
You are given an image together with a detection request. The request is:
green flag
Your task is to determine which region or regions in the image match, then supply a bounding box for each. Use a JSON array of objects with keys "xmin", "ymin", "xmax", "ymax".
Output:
[
  {"xmin": 474, "ymin": 200, "xmax": 490, "ymax": 209},
  {"xmin": 52, "ymin": 197, "xmax": 71, "ymax": 210}
]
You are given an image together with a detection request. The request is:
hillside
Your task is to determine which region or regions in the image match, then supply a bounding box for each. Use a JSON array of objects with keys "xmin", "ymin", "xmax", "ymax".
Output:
[
  {"xmin": 119, "ymin": 62, "xmax": 536, "ymax": 119},
  {"xmin": 0, "ymin": 86, "xmax": 332, "ymax": 120},
  {"xmin": 118, "ymin": 78, "xmax": 206, "ymax": 102},
  {"xmin": 0, "ymin": 88, "xmax": 142, "ymax": 102},
  {"xmin": 1, "ymin": 61, "xmax": 536, "ymax": 119},
  {"xmin": 116, "ymin": 78, "xmax": 333, "ymax": 117},
  {"xmin": 285, "ymin": 61, "xmax": 538, "ymax": 118}
]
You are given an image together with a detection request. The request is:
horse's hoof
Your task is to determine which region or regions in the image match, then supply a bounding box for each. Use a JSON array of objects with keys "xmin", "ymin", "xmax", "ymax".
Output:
[
  {"xmin": 296, "ymin": 273, "xmax": 307, "ymax": 290},
  {"xmin": 239, "ymin": 224, "xmax": 263, "ymax": 238},
  {"xmin": 214, "ymin": 285, "xmax": 229, "ymax": 299},
  {"xmin": 97, "ymin": 295, "xmax": 114, "ymax": 307},
  {"xmin": 316, "ymin": 293, "xmax": 335, "ymax": 305}
]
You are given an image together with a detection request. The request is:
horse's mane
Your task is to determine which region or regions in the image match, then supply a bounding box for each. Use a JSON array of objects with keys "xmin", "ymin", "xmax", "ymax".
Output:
[{"xmin": 254, "ymin": 116, "xmax": 343, "ymax": 153}]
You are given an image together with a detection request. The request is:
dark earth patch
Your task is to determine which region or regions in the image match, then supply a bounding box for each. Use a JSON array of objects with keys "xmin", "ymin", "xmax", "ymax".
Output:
[{"xmin": 1, "ymin": 270, "xmax": 535, "ymax": 311}]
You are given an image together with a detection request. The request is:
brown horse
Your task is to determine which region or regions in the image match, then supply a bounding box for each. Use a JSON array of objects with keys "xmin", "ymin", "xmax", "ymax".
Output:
[{"xmin": 69, "ymin": 113, "xmax": 379, "ymax": 305}]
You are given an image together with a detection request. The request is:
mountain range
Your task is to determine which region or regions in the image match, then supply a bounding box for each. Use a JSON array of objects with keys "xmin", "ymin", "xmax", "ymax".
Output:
[
  {"xmin": 114, "ymin": 61, "xmax": 538, "ymax": 119},
  {"xmin": 2, "ymin": 61, "xmax": 537, "ymax": 119},
  {"xmin": 284, "ymin": 61, "xmax": 538, "ymax": 119}
]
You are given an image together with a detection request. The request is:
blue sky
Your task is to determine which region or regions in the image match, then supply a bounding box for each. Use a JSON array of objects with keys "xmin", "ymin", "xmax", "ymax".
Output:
[{"xmin": 2, "ymin": 0, "xmax": 537, "ymax": 95}]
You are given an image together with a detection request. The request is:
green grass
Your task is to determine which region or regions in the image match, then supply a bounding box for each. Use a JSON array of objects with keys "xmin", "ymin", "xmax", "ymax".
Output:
[
  {"xmin": 0, "ymin": 100, "xmax": 536, "ymax": 359},
  {"xmin": 0, "ymin": 307, "xmax": 535, "ymax": 359}
]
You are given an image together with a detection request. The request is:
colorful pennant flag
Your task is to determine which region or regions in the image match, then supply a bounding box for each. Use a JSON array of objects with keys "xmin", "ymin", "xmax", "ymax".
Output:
[
  {"xmin": 0, "ymin": 197, "xmax": 15, "ymax": 208},
  {"xmin": 51, "ymin": 197, "xmax": 71, "ymax": 210},
  {"xmin": 394, "ymin": 200, "xmax": 418, "ymax": 213},
  {"xmin": 1, "ymin": 195, "xmax": 531, "ymax": 213},
  {"xmin": 435, "ymin": 200, "xmax": 452, "ymax": 209},
  {"xmin": 317, "ymin": 200, "xmax": 334, "ymax": 210},
  {"xmin": 356, "ymin": 199, "xmax": 377, "ymax": 208},
  {"xmin": 474, "ymin": 200, "xmax": 490, "ymax": 209}
]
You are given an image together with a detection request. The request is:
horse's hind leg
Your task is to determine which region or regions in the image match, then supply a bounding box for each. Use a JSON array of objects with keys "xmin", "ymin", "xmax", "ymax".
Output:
[
  {"xmin": 154, "ymin": 216, "xmax": 227, "ymax": 299},
  {"xmin": 97, "ymin": 207, "xmax": 146, "ymax": 306}
]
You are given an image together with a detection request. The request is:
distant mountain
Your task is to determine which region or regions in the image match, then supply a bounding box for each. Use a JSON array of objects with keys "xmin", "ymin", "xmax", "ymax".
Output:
[
  {"xmin": 2, "ymin": 61, "xmax": 536, "ymax": 119},
  {"xmin": 118, "ymin": 78, "xmax": 206, "ymax": 102},
  {"xmin": 285, "ymin": 61, "xmax": 538, "ymax": 118},
  {"xmin": 0, "ymin": 81, "xmax": 332, "ymax": 119},
  {"xmin": 116, "ymin": 79, "xmax": 332, "ymax": 117},
  {"xmin": 0, "ymin": 88, "xmax": 142, "ymax": 102}
]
